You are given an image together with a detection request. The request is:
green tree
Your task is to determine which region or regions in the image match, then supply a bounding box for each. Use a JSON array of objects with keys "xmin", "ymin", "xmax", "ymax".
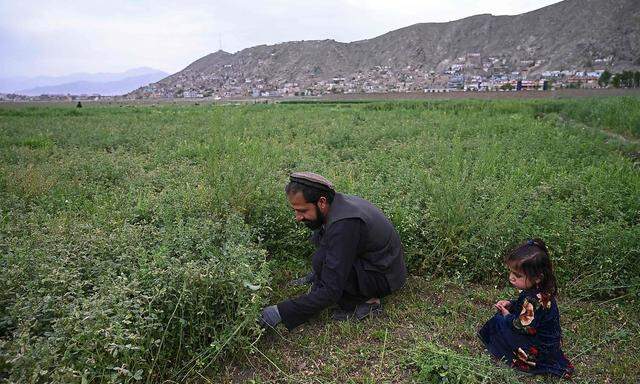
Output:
[
  {"xmin": 611, "ymin": 74, "xmax": 621, "ymax": 88},
  {"xmin": 634, "ymin": 71, "xmax": 640, "ymax": 88},
  {"xmin": 598, "ymin": 70, "xmax": 612, "ymax": 87},
  {"xmin": 621, "ymin": 71, "xmax": 634, "ymax": 88},
  {"xmin": 567, "ymin": 81, "xmax": 582, "ymax": 89},
  {"xmin": 500, "ymin": 83, "xmax": 513, "ymax": 91}
]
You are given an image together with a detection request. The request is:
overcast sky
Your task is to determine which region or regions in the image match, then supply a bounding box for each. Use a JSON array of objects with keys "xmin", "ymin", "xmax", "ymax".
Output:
[{"xmin": 0, "ymin": 0, "xmax": 562, "ymax": 78}]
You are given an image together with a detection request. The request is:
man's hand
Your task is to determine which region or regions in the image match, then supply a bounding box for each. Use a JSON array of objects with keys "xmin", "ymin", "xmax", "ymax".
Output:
[
  {"xmin": 258, "ymin": 305, "xmax": 281, "ymax": 329},
  {"xmin": 494, "ymin": 300, "xmax": 511, "ymax": 316}
]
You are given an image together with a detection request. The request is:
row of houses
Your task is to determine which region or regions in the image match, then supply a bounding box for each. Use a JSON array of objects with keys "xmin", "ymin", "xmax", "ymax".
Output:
[
  {"xmin": 156, "ymin": 73, "xmax": 604, "ymax": 100},
  {"xmin": 128, "ymin": 53, "xmax": 617, "ymax": 99}
]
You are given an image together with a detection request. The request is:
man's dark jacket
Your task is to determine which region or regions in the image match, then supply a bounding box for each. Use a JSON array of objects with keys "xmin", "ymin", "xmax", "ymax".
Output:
[{"xmin": 277, "ymin": 193, "xmax": 407, "ymax": 330}]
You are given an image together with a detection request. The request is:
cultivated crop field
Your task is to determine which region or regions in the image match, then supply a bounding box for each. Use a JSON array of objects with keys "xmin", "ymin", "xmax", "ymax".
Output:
[{"xmin": 1, "ymin": 97, "xmax": 639, "ymax": 383}]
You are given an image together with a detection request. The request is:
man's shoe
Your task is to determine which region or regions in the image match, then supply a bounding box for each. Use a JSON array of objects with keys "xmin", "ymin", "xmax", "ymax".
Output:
[
  {"xmin": 331, "ymin": 308, "xmax": 351, "ymax": 321},
  {"xmin": 354, "ymin": 301, "xmax": 383, "ymax": 321},
  {"xmin": 332, "ymin": 302, "xmax": 383, "ymax": 322}
]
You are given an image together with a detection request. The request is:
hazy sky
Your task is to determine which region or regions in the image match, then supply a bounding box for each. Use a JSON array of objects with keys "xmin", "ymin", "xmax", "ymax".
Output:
[{"xmin": 0, "ymin": 0, "xmax": 562, "ymax": 78}]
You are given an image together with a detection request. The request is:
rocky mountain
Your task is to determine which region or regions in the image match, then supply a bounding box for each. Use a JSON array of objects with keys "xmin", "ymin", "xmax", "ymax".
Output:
[{"xmin": 130, "ymin": 0, "xmax": 640, "ymax": 98}]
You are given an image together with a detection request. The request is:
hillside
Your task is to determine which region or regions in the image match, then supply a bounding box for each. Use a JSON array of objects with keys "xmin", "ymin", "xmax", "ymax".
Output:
[{"xmin": 130, "ymin": 0, "xmax": 640, "ymax": 98}]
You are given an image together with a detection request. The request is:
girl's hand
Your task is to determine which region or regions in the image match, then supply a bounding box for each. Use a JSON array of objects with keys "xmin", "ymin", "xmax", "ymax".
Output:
[{"xmin": 495, "ymin": 300, "xmax": 511, "ymax": 316}]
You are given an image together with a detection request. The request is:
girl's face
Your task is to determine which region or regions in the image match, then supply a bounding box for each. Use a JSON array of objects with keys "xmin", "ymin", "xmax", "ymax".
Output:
[{"xmin": 507, "ymin": 265, "xmax": 538, "ymax": 290}]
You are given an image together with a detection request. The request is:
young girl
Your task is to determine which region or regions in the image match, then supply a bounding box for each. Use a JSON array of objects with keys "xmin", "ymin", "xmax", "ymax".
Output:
[{"xmin": 478, "ymin": 239, "xmax": 574, "ymax": 378}]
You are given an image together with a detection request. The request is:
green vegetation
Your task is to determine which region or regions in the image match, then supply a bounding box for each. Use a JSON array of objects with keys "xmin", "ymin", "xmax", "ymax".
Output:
[
  {"xmin": 500, "ymin": 83, "xmax": 514, "ymax": 91},
  {"xmin": 222, "ymin": 277, "xmax": 639, "ymax": 383},
  {"xmin": 409, "ymin": 342, "xmax": 520, "ymax": 383},
  {"xmin": 598, "ymin": 70, "xmax": 612, "ymax": 87},
  {"xmin": 610, "ymin": 71, "xmax": 640, "ymax": 89},
  {"xmin": 599, "ymin": 70, "xmax": 640, "ymax": 89},
  {"xmin": 1, "ymin": 97, "xmax": 639, "ymax": 382},
  {"xmin": 525, "ymin": 97, "xmax": 640, "ymax": 138}
]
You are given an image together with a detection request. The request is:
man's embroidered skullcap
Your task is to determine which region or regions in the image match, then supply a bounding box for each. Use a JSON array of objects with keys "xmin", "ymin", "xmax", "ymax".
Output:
[{"xmin": 289, "ymin": 172, "xmax": 335, "ymax": 192}]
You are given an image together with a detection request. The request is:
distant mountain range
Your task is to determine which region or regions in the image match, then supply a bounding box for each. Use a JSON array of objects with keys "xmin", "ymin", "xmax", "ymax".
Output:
[
  {"xmin": 130, "ymin": 0, "xmax": 639, "ymax": 98},
  {"xmin": 0, "ymin": 67, "xmax": 169, "ymax": 96}
]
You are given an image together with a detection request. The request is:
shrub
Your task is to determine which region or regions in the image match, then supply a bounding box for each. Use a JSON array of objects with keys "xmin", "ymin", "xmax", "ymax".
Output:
[
  {"xmin": 408, "ymin": 342, "xmax": 519, "ymax": 383},
  {"xmin": 1, "ymin": 214, "xmax": 269, "ymax": 382}
]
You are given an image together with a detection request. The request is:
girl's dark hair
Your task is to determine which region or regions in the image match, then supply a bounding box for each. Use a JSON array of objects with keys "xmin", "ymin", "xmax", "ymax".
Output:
[{"xmin": 504, "ymin": 238, "xmax": 558, "ymax": 296}]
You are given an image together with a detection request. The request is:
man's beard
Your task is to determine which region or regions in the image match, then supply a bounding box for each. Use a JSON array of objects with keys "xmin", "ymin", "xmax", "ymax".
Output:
[{"xmin": 303, "ymin": 204, "xmax": 324, "ymax": 230}]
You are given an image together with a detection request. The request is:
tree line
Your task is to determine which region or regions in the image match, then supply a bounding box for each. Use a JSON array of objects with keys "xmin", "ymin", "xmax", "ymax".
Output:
[{"xmin": 598, "ymin": 70, "xmax": 640, "ymax": 88}]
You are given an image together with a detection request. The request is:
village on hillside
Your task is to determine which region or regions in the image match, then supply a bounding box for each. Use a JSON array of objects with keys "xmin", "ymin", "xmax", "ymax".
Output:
[
  {"xmin": 123, "ymin": 52, "xmax": 621, "ymax": 100},
  {"xmin": 2, "ymin": 53, "xmax": 637, "ymax": 102}
]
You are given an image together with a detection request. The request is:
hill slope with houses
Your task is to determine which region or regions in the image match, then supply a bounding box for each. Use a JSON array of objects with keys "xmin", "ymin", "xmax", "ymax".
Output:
[{"xmin": 130, "ymin": 0, "xmax": 640, "ymax": 99}]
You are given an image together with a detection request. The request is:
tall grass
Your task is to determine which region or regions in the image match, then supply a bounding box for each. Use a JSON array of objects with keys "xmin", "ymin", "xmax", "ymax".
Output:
[{"xmin": 530, "ymin": 96, "xmax": 640, "ymax": 138}]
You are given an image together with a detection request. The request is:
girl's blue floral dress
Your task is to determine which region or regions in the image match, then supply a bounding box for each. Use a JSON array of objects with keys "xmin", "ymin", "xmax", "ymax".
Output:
[{"xmin": 478, "ymin": 288, "xmax": 574, "ymax": 378}]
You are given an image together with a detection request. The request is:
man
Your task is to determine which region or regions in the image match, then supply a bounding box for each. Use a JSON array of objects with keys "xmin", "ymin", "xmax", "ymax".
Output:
[{"xmin": 260, "ymin": 172, "xmax": 407, "ymax": 331}]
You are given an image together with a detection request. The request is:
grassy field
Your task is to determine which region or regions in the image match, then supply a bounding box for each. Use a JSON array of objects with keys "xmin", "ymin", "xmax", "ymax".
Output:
[
  {"xmin": 221, "ymin": 277, "xmax": 639, "ymax": 383},
  {"xmin": 1, "ymin": 97, "xmax": 639, "ymax": 383}
]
